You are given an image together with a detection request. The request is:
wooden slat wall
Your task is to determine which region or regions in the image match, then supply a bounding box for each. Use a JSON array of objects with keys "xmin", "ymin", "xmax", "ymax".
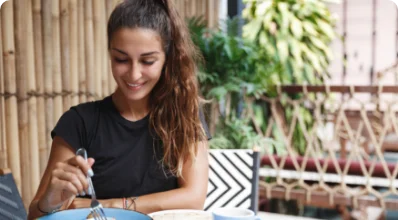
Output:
[
  {"xmin": 0, "ymin": 0, "xmax": 219, "ymax": 207},
  {"xmin": 0, "ymin": 2, "xmax": 6, "ymax": 171},
  {"xmin": 2, "ymin": 0, "xmax": 22, "ymax": 200}
]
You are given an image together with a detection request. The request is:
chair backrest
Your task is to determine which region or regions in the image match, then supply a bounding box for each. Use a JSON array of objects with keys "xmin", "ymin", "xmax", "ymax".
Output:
[
  {"xmin": 205, "ymin": 149, "xmax": 260, "ymax": 213},
  {"xmin": 0, "ymin": 169, "xmax": 27, "ymax": 220}
]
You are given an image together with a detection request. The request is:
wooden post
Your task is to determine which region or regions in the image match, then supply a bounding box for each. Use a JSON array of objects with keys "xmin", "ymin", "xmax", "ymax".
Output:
[
  {"xmin": 60, "ymin": 0, "xmax": 71, "ymax": 111},
  {"xmin": 52, "ymin": 0, "xmax": 63, "ymax": 123},
  {"xmin": 33, "ymin": 0, "xmax": 47, "ymax": 176},
  {"xmin": 85, "ymin": 0, "xmax": 95, "ymax": 101},
  {"xmin": 114, "ymin": 0, "xmax": 123, "ymax": 7},
  {"xmin": 2, "ymin": 0, "xmax": 22, "ymax": 194},
  {"xmin": 179, "ymin": 0, "xmax": 185, "ymax": 19},
  {"xmin": 101, "ymin": 1, "xmax": 109, "ymax": 98},
  {"xmin": 26, "ymin": 0, "xmax": 40, "ymax": 197},
  {"xmin": 190, "ymin": 0, "xmax": 195, "ymax": 18},
  {"xmin": 42, "ymin": 0, "xmax": 54, "ymax": 157},
  {"xmin": 184, "ymin": 0, "xmax": 189, "ymax": 18},
  {"xmin": 105, "ymin": 0, "xmax": 113, "ymax": 24},
  {"xmin": 206, "ymin": 0, "xmax": 212, "ymax": 27},
  {"xmin": 69, "ymin": 0, "xmax": 79, "ymax": 106},
  {"xmin": 14, "ymin": 0, "xmax": 32, "ymax": 206},
  {"xmin": 213, "ymin": 0, "xmax": 219, "ymax": 29},
  {"xmin": 0, "ymin": 8, "xmax": 7, "ymax": 170},
  {"xmin": 106, "ymin": 0, "xmax": 117, "ymax": 95},
  {"xmin": 201, "ymin": 0, "xmax": 206, "ymax": 17},
  {"xmin": 93, "ymin": 0, "xmax": 105, "ymax": 98},
  {"xmin": 78, "ymin": 0, "xmax": 86, "ymax": 103},
  {"xmin": 196, "ymin": 1, "xmax": 200, "ymax": 17}
]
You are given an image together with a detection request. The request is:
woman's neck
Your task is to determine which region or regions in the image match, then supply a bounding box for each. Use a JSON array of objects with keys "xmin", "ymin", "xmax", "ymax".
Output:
[{"xmin": 111, "ymin": 88, "xmax": 149, "ymax": 122}]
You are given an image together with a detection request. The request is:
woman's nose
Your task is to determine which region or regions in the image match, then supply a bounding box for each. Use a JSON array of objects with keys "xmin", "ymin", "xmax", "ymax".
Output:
[{"xmin": 129, "ymin": 64, "xmax": 142, "ymax": 81}]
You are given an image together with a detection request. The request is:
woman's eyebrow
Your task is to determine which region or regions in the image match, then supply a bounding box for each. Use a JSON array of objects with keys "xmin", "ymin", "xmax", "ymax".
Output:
[
  {"xmin": 111, "ymin": 48, "xmax": 128, "ymax": 55},
  {"xmin": 141, "ymin": 51, "xmax": 159, "ymax": 56},
  {"xmin": 110, "ymin": 48, "xmax": 159, "ymax": 57}
]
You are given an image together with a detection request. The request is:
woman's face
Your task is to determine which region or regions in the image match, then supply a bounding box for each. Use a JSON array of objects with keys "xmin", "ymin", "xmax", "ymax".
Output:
[{"xmin": 109, "ymin": 27, "xmax": 166, "ymax": 102}]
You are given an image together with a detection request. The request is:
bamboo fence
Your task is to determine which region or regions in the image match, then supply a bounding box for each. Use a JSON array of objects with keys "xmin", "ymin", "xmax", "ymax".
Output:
[
  {"xmin": 0, "ymin": 3, "xmax": 6, "ymax": 170},
  {"xmin": 0, "ymin": 0, "xmax": 220, "ymax": 207}
]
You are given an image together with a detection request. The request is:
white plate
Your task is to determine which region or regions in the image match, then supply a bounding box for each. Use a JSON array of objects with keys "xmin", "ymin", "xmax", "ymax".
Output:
[{"xmin": 148, "ymin": 209, "xmax": 212, "ymax": 220}]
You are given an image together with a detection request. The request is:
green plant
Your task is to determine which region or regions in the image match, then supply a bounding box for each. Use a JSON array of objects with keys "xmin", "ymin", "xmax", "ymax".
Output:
[
  {"xmin": 242, "ymin": 0, "xmax": 336, "ymax": 84},
  {"xmin": 241, "ymin": 0, "xmax": 337, "ymax": 154},
  {"xmin": 188, "ymin": 17, "xmax": 256, "ymax": 99},
  {"xmin": 188, "ymin": 17, "xmax": 283, "ymax": 150},
  {"xmin": 187, "ymin": 14, "xmax": 320, "ymax": 154},
  {"xmin": 209, "ymin": 112, "xmax": 281, "ymax": 153}
]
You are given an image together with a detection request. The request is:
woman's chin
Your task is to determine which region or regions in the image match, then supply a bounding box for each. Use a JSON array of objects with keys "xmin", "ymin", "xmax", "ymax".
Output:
[{"xmin": 123, "ymin": 91, "xmax": 149, "ymax": 102}]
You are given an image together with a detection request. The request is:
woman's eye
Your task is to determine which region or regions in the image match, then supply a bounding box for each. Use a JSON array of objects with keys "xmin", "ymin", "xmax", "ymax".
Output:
[
  {"xmin": 114, "ymin": 58, "xmax": 128, "ymax": 63},
  {"xmin": 142, "ymin": 60, "xmax": 155, "ymax": 65}
]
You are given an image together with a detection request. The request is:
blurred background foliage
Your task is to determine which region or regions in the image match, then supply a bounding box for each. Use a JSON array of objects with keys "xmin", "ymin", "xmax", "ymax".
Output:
[{"xmin": 187, "ymin": 0, "xmax": 336, "ymax": 154}]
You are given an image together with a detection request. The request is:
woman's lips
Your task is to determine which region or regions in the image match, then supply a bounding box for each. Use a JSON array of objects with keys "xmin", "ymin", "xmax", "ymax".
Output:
[{"xmin": 126, "ymin": 82, "xmax": 145, "ymax": 91}]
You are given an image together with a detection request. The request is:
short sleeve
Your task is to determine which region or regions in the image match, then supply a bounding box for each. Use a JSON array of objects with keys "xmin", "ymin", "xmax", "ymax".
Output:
[
  {"xmin": 199, "ymin": 108, "xmax": 212, "ymax": 140},
  {"xmin": 51, "ymin": 108, "xmax": 87, "ymax": 152}
]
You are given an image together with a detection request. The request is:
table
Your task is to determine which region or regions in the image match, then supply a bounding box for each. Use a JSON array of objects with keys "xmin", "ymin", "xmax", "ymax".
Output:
[{"xmin": 257, "ymin": 212, "xmax": 320, "ymax": 220}]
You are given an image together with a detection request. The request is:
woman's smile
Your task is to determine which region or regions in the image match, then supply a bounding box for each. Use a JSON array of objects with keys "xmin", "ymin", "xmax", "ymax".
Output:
[{"xmin": 125, "ymin": 81, "xmax": 146, "ymax": 91}]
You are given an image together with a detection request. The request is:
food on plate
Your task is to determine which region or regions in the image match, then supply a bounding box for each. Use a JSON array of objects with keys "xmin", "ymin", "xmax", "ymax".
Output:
[{"xmin": 86, "ymin": 213, "xmax": 116, "ymax": 220}]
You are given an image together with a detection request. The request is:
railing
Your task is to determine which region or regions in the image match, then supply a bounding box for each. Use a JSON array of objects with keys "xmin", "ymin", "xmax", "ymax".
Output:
[{"xmin": 252, "ymin": 85, "xmax": 398, "ymax": 212}]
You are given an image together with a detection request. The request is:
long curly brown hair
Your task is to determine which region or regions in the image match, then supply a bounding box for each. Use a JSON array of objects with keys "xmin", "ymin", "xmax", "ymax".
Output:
[{"xmin": 108, "ymin": 0, "xmax": 207, "ymax": 177}]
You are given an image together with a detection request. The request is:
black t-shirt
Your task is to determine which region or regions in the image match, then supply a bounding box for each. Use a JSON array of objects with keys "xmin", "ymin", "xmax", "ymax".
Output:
[{"xmin": 51, "ymin": 95, "xmax": 211, "ymax": 199}]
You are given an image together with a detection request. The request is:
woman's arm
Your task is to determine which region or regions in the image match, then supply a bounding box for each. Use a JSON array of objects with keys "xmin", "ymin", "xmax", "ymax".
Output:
[
  {"xmin": 69, "ymin": 141, "xmax": 210, "ymax": 214},
  {"xmin": 134, "ymin": 141, "xmax": 209, "ymax": 213},
  {"xmin": 27, "ymin": 137, "xmax": 94, "ymax": 220}
]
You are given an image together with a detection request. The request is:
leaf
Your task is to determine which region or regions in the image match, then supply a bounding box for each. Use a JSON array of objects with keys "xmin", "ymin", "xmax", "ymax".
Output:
[
  {"xmin": 288, "ymin": 58, "xmax": 303, "ymax": 83},
  {"xmin": 302, "ymin": 21, "xmax": 318, "ymax": 36},
  {"xmin": 209, "ymin": 135, "xmax": 233, "ymax": 149},
  {"xmin": 226, "ymin": 16, "xmax": 242, "ymax": 37},
  {"xmin": 289, "ymin": 40, "xmax": 303, "ymax": 68},
  {"xmin": 243, "ymin": 19, "xmax": 262, "ymax": 41},
  {"xmin": 276, "ymin": 40, "xmax": 289, "ymax": 62},
  {"xmin": 316, "ymin": 19, "xmax": 335, "ymax": 39},
  {"xmin": 309, "ymin": 36, "xmax": 328, "ymax": 51},
  {"xmin": 277, "ymin": 2, "xmax": 290, "ymax": 30},
  {"xmin": 300, "ymin": 43, "xmax": 322, "ymax": 72},
  {"xmin": 253, "ymin": 104, "xmax": 265, "ymax": 128},
  {"xmin": 256, "ymin": 0, "xmax": 272, "ymax": 16},
  {"xmin": 223, "ymin": 41, "xmax": 233, "ymax": 60},
  {"xmin": 272, "ymin": 126, "xmax": 287, "ymax": 156},
  {"xmin": 259, "ymin": 31, "xmax": 268, "ymax": 47},
  {"xmin": 242, "ymin": 3, "xmax": 253, "ymax": 19},
  {"xmin": 262, "ymin": 11, "xmax": 274, "ymax": 29},
  {"xmin": 290, "ymin": 16, "xmax": 303, "ymax": 39},
  {"xmin": 207, "ymin": 86, "xmax": 228, "ymax": 100},
  {"xmin": 303, "ymin": 64, "xmax": 316, "ymax": 84}
]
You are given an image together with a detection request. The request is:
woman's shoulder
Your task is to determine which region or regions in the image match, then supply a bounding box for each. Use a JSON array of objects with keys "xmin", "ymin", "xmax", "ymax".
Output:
[
  {"xmin": 70, "ymin": 96, "xmax": 112, "ymax": 115},
  {"xmin": 55, "ymin": 96, "xmax": 113, "ymax": 127}
]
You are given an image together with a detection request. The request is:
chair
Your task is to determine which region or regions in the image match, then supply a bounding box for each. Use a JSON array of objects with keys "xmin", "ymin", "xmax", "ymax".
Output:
[
  {"xmin": 205, "ymin": 149, "xmax": 260, "ymax": 213},
  {"xmin": 0, "ymin": 168, "xmax": 27, "ymax": 220}
]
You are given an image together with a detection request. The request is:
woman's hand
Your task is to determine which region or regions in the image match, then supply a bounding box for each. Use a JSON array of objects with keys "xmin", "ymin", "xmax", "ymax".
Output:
[
  {"xmin": 67, "ymin": 198, "xmax": 91, "ymax": 209},
  {"xmin": 68, "ymin": 198, "xmax": 123, "ymax": 209},
  {"xmin": 38, "ymin": 155, "xmax": 95, "ymax": 212}
]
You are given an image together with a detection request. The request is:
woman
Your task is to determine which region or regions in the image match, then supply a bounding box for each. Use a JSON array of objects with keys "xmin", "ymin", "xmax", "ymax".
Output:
[{"xmin": 28, "ymin": 0, "xmax": 210, "ymax": 218}]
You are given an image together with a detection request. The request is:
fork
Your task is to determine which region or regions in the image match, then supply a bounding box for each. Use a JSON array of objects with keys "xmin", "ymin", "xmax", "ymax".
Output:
[{"xmin": 76, "ymin": 148, "xmax": 107, "ymax": 220}]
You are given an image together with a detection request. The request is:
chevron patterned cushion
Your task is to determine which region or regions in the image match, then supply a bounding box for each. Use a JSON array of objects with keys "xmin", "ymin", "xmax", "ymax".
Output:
[
  {"xmin": 0, "ymin": 172, "xmax": 27, "ymax": 220},
  {"xmin": 205, "ymin": 149, "xmax": 260, "ymax": 213}
]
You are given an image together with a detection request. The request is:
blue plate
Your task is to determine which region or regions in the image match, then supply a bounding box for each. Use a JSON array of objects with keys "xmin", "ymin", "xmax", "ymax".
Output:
[{"xmin": 37, "ymin": 208, "xmax": 152, "ymax": 220}]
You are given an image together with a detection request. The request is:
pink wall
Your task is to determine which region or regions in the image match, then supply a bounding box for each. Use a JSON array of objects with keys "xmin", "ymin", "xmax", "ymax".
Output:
[{"xmin": 327, "ymin": 0, "xmax": 397, "ymax": 86}]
